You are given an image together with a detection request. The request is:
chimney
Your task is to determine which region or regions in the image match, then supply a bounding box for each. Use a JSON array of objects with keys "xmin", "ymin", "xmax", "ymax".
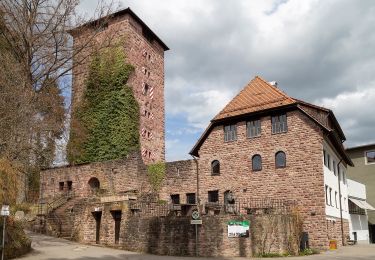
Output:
[{"xmin": 268, "ymin": 81, "xmax": 278, "ymax": 87}]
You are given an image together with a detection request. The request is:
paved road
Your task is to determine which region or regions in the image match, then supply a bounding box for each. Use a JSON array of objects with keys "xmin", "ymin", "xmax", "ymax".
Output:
[{"xmin": 16, "ymin": 232, "xmax": 375, "ymax": 260}]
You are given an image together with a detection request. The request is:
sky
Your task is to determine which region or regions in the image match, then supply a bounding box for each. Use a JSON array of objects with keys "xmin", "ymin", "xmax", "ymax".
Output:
[{"xmin": 77, "ymin": 0, "xmax": 375, "ymax": 162}]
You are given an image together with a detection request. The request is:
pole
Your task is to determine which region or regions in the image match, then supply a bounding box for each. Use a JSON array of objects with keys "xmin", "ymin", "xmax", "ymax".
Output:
[
  {"xmin": 1, "ymin": 216, "xmax": 5, "ymax": 260},
  {"xmin": 337, "ymin": 159, "xmax": 345, "ymax": 246},
  {"xmin": 195, "ymin": 224, "xmax": 198, "ymax": 257}
]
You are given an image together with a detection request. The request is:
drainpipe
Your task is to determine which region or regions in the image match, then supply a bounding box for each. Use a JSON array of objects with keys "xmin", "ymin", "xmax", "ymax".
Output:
[
  {"xmin": 190, "ymin": 155, "xmax": 200, "ymax": 206},
  {"xmin": 337, "ymin": 159, "xmax": 345, "ymax": 246}
]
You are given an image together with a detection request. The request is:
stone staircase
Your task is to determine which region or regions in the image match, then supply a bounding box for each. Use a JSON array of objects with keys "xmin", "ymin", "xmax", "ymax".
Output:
[{"xmin": 46, "ymin": 197, "xmax": 78, "ymax": 239}]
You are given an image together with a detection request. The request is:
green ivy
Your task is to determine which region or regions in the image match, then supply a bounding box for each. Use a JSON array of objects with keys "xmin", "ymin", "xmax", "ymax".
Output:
[
  {"xmin": 147, "ymin": 162, "xmax": 166, "ymax": 194},
  {"xmin": 67, "ymin": 46, "xmax": 139, "ymax": 164}
]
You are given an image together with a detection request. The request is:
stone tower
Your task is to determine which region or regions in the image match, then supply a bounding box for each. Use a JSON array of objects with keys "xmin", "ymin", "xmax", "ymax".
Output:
[{"xmin": 69, "ymin": 8, "xmax": 168, "ymax": 164}]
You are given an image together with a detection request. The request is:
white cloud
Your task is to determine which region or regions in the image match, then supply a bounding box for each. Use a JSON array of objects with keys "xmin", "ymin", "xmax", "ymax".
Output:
[{"xmin": 316, "ymin": 84, "xmax": 375, "ymax": 147}]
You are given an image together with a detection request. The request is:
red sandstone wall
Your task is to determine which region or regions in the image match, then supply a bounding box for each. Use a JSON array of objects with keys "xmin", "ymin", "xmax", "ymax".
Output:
[
  {"xmin": 71, "ymin": 13, "xmax": 165, "ymax": 164},
  {"xmin": 195, "ymin": 110, "xmax": 329, "ymax": 248}
]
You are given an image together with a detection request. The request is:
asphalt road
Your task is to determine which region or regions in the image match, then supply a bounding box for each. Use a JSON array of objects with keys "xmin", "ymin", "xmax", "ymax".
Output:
[{"xmin": 15, "ymin": 232, "xmax": 375, "ymax": 260}]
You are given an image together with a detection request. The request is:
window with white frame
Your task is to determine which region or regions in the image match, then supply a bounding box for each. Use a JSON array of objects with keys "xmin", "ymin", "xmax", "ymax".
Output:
[
  {"xmin": 333, "ymin": 160, "xmax": 337, "ymax": 175},
  {"xmin": 325, "ymin": 185, "xmax": 329, "ymax": 205},
  {"xmin": 329, "ymin": 187, "xmax": 332, "ymax": 206},
  {"xmin": 247, "ymin": 120, "xmax": 261, "ymax": 138},
  {"xmin": 335, "ymin": 191, "xmax": 338, "ymax": 208},
  {"xmin": 365, "ymin": 150, "xmax": 375, "ymax": 164}
]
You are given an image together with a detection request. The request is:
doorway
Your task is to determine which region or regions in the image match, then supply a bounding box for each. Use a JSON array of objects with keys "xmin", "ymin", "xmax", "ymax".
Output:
[
  {"xmin": 111, "ymin": 211, "xmax": 122, "ymax": 244},
  {"xmin": 92, "ymin": 211, "xmax": 102, "ymax": 244}
]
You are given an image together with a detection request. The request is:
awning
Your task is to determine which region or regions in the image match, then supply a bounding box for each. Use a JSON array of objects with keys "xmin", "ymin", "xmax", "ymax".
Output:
[{"xmin": 349, "ymin": 198, "xmax": 375, "ymax": 211}]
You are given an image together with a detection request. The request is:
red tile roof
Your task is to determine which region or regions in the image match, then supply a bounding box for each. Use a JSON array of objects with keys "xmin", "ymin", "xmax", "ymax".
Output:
[{"xmin": 213, "ymin": 76, "xmax": 296, "ymax": 121}]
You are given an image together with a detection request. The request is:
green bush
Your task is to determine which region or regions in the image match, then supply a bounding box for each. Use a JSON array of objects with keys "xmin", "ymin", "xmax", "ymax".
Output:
[{"xmin": 1, "ymin": 218, "xmax": 31, "ymax": 259}]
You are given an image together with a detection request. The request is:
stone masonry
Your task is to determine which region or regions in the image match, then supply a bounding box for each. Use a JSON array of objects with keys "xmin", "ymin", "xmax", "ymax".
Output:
[{"xmin": 70, "ymin": 9, "xmax": 167, "ymax": 164}]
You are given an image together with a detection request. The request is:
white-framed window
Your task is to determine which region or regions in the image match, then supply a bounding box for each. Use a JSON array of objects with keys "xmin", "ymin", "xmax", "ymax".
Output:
[
  {"xmin": 329, "ymin": 187, "xmax": 332, "ymax": 206},
  {"xmin": 365, "ymin": 150, "xmax": 375, "ymax": 165},
  {"xmin": 335, "ymin": 191, "xmax": 338, "ymax": 208},
  {"xmin": 247, "ymin": 120, "xmax": 261, "ymax": 138},
  {"xmin": 333, "ymin": 160, "xmax": 337, "ymax": 175},
  {"xmin": 325, "ymin": 185, "xmax": 329, "ymax": 205}
]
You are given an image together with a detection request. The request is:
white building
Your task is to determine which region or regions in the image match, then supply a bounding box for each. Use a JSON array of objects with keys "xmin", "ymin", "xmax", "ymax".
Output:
[
  {"xmin": 323, "ymin": 141, "xmax": 349, "ymax": 221},
  {"xmin": 347, "ymin": 179, "xmax": 375, "ymax": 243}
]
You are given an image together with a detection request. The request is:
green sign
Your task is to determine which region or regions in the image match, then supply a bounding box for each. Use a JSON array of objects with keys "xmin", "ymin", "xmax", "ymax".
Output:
[{"xmin": 228, "ymin": 220, "xmax": 250, "ymax": 237}]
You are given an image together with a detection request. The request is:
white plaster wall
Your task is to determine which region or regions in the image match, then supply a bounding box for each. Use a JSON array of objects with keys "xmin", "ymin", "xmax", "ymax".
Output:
[
  {"xmin": 349, "ymin": 214, "xmax": 369, "ymax": 243},
  {"xmin": 323, "ymin": 141, "xmax": 349, "ymax": 220}
]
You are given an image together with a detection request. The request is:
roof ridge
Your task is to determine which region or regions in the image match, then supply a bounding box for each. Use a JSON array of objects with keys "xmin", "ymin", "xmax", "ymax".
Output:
[{"xmin": 255, "ymin": 76, "xmax": 295, "ymax": 102}]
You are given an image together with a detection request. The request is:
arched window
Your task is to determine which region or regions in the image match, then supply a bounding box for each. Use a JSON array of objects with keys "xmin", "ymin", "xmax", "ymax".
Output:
[
  {"xmin": 252, "ymin": 154, "xmax": 262, "ymax": 171},
  {"xmin": 211, "ymin": 160, "xmax": 220, "ymax": 175},
  {"xmin": 88, "ymin": 177, "xmax": 100, "ymax": 190},
  {"xmin": 275, "ymin": 151, "xmax": 286, "ymax": 168}
]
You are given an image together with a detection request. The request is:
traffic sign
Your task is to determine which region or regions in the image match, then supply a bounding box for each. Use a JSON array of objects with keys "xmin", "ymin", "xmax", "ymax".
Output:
[
  {"xmin": 0, "ymin": 205, "xmax": 9, "ymax": 216},
  {"xmin": 191, "ymin": 210, "xmax": 200, "ymax": 220}
]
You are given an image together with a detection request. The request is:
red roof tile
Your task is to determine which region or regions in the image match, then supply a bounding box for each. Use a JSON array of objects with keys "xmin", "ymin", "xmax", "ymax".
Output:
[{"xmin": 213, "ymin": 76, "xmax": 296, "ymax": 121}]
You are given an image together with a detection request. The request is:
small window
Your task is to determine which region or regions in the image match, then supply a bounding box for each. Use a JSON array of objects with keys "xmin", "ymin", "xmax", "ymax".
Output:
[
  {"xmin": 143, "ymin": 83, "xmax": 149, "ymax": 95},
  {"xmin": 186, "ymin": 193, "xmax": 196, "ymax": 204},
  {"xmin": 59, "ymin": 182, "xmax": 64, "ymax": 191},
  {"xmin": 67, "ymin": 181, "xmax": 73, "ymax": 191},
  {"xmin": 208, "ymin": 190, "xmax": 219, "ymax": 203},
  {"xmin": 333, "ymin": 160, "xmax": 337, "ymax": 175},
  {"xmin": 335, "ymin": 191, "xmax": 338, "ymax": 208},
  {"xmin": 327, "ymin": 153, "xmax": 332, "ymax": 170},
  {"xmin": 252, "ymin": 154, "xmax": 262, "ymax": 171},
  {"xmin": 275, "ymin": 151, "xmax": 286, "ymax": 168},
  {"xmin": 365, "ymin": 150, "xmax": 375, "ymax": 164},
  {"xmin": 224, "ymin": 124, "xmax": 237, "ymax": 142},
  {"xmin": 171, "ymin": 194, "xmax": 180, "ymax": 204},
  {"xmin": 323, "ymin": 150, "xmax": 327, "ymax": 167},
  {"xmin": 325, "ymin": 185, "xmax": 329, "ymax": 205},
  {"xmin": 329, "ymin": 188, "xmax": 332, "ymax": 206},
  {"xmin": 211, "ymin": 160, "xmax": 220, "ymax": 175},
  {"xmin": 247, "ymin": 120, "xmax": 261, "ymax": 138},
  {"xmin": 271, "ymin": 114, "xmax": 287, "ymax": 134}
]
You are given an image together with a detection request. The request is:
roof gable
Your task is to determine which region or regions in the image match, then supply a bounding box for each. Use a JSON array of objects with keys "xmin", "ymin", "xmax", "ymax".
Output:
[{"xmin": 213, "ymin": 76, "xmax": 296, "ymax": 121}]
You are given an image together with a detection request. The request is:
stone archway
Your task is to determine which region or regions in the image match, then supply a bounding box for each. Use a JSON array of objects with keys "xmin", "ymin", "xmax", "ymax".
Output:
[{"xmin": 88, "ymin": 177, "xmax": 100, "ymax": 192}]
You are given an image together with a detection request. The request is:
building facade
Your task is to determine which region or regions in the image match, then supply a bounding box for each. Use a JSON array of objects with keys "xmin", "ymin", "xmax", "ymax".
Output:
[
  {"xmin": 70, "ymin": 8, "xmax": 168, "ymax": 164},
  {"xmin": 37, "ymin": 8, "xmax": 356, "ymax": 255},
  {"xmin": 346, "ymin": 144, "xmax": 375, "ymax": 243},
  {"xmin": 347, "ymin": 179, "xmax": 375, "ymax": 244},
  {"xmin": 187, "ymin": 76, "xmax": 353, "ymax": 248}
]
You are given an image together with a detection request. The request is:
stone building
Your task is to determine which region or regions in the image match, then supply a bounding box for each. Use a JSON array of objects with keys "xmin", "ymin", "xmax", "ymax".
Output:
[
  {"xmin": 38, "ymin": 8, "xmax": 355, "ymax": 257},
  {"xmin": 69, "ymin": 8, "xmax": 168, "ymax": 164}
]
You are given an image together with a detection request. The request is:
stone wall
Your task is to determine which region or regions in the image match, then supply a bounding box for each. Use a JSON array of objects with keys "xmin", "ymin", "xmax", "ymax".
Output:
[
  {"xmin": 194, "ymin": 109, "xmax": 330, "ymax": 249},
  {"xmin": 71, "ymin": 11, "xmax": 166, "ymax": 164},
  {"xmin": 71, "ymin": 200, "xmax": 302, "ymax": 257},
  {"xmin": 40, "ymin": 152, "xmax": 149, "ymax": 200}
]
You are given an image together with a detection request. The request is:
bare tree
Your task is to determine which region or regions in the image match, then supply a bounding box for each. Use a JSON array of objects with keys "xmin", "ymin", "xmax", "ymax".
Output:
[{"xmin": 0, "ymin": 0, "xmax": 118, "ymax": 200}]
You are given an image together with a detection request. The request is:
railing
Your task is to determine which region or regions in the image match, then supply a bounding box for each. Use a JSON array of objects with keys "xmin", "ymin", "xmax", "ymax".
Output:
[
  {"xmin": 128, "ymin": 198, "xmax": 296, "ymax": 217},
  {"xmin": 38, "ymin": 190, "xmax": 75, "ymax": 216}
]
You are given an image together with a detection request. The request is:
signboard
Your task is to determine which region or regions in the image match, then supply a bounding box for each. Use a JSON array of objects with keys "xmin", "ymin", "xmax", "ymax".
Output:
[
  {"xmin": 191, "ymin": 219, "xmax": 202, "ymax": 225},
  {"xmin": 227, "ymin": 220, "xmax": 250, "ymax": 238},
  {"xmin": 0, "ymin": 205, "xmax": 9, "ymax": 216}
]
